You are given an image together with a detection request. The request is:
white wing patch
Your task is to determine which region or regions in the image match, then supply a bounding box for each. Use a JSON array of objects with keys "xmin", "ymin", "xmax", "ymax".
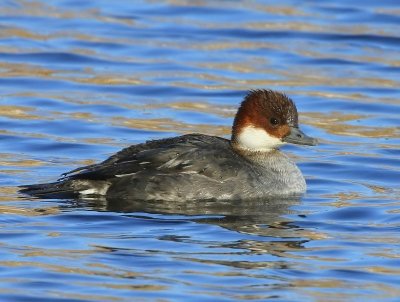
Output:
[
  {"xmin": 79, "ymin": 184, "xmax": 110, "ymax": 196},
  {"xmin": 115, "ymin": 172, "xmax": 137, "ymax": 178}
]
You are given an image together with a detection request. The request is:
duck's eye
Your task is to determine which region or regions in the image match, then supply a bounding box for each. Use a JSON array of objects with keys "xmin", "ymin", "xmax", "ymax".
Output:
[{"xmin": 270, "ymin": 117, "xmax": 279, "ymax": 126}]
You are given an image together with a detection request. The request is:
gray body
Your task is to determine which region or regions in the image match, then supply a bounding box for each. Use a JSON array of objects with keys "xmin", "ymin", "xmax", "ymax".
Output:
[{"xmin": 20, "ymin": 134, "xmax": 306, "ymax": 201}]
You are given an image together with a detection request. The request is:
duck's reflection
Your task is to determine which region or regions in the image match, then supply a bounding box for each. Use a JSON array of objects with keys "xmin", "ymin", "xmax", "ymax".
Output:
[
  {"xmin": 81, "ymin": 196, "xmax": 304, "ymax": 237},
  {"xmin": 60, "ymin": 196, "xmax": 311, "ymax": 267}
]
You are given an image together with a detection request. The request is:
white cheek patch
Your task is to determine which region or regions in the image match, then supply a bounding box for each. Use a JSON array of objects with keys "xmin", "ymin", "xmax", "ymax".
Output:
[{"xmin": 236, "ymin": 126, "xmax": 284, "ymax": 151}]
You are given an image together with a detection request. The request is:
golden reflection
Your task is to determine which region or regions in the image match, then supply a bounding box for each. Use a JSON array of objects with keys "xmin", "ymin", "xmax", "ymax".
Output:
[
  {"xmin": 0, "ymin": 27, "xmax": 45, "ymax": 41},
  {"xmin": 261, "ymin": 5, "xmax": 308, "ymax": 16},
  {"xmin": 44, "ymin": 292, "xmax": 122, "ymax": 302},
  {"xmin": 305, "ymin": 112, "xmax": 400, "ymax": 139},
  {"xmin": 79, "ymin": 282, "xmax": 166, "ymax": 291},
  {"xmin": 0, "ymin": 129, "xmax": 94, "ymax": 154},
  {"xmin": 365, "ymin": 184, "xmax": 392, "ymax": 194},
  {"xmin": 0, "ymin": 258, "xmax": 161, "ymax": 291},
  {"xmin": 0, "ymin": 153, "xmax": 43, "ymax": 167},
  {"xmin": 369, "ymin": 251, "xmax": 400, "ymax": 259},
  {"xmin": 1, "ymin": 1, "xmax": 135, "ymax": 26},
  {"xmin": 295, "ymin": 280, "xmax": 400, "ymax": 301},
  {"xmin": 368, "ymin": 266, "xmax": 400, "ymax": 275},
  {"xmin": 0, "ymin": 105, "xmax": 39, "ymax": 120},
  {"xmin": 291, "ymin": 278, "xmax": 400, "ymax": 302},
  {"xmin": 168, "ymin": 101, "xmax": 234, "ymax": 117},
  {"xmin": 0, "ymin": 186, "xmax": 19, "ymax": 195},
  {"xmin": 118, "ymin": 117, "xmax": 231, "ymax": 136},
  {"xmin": 76, "ymin": 75, "xmax": 147, "ymax": 86},
  {"xmin": 0, "ymin": 186, "xmax": 24, "ymax": 202},
  {"xmin": 0, "ymin": 204, "xmax": 59, "ymax": 216},
  {"xmin": 0, "ymin": 187, "xmax": 23, "ymax": 203}
]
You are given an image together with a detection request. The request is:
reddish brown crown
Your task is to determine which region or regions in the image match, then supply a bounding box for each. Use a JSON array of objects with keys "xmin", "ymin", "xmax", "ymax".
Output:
[{"xmin": 231, "ymin": 89, "xmax": 298, "ymax": 143}]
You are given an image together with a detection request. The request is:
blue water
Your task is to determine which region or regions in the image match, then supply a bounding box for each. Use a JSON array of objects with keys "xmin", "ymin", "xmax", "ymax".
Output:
[{"xmin": 1, "ymin": 1, "xmax": 400, "ymax": 301}]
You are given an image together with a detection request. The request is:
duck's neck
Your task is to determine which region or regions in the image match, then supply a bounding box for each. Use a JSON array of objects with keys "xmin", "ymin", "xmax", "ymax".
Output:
[{"xmin": 231, "ymin": 144, "xmax": 284, "ymax": 164}]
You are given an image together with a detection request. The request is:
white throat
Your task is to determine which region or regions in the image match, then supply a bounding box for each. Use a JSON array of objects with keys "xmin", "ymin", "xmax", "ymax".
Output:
[{"xmin": 235, "ymin": 126, "xmax": 284, "ymax": 151}]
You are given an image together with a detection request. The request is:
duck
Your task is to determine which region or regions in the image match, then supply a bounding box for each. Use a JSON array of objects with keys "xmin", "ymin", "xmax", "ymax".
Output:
[{"xmin": 20, "ymin": 89, "xmax": 317, "ymax": 201}]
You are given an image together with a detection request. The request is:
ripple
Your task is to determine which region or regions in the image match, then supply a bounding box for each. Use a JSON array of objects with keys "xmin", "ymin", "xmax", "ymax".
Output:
[{"xmin": 1, "ymin": 0, "xmax": 400, "ymax": 301}]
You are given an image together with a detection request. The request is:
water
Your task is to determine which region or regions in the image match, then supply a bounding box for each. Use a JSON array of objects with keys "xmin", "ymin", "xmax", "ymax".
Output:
[{"xmin": 1, "ymin": 0, "xmax": 400, "ymax": 301}]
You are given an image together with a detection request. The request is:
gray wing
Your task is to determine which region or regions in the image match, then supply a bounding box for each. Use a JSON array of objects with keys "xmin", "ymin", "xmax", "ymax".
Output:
[{"xmin": 60, "ymin": 134, "xmax": 247, "ymax": 183}]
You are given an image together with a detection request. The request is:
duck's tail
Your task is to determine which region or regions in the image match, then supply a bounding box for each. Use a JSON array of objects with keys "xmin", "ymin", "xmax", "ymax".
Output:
[{"xmin": 19, "ymin": 179, "xmax": 111, "ymax": 199}]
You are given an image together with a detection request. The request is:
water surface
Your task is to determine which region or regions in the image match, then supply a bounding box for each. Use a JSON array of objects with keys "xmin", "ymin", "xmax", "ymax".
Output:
[{"xmin": 1, "ymin": 1, "xmax": 400, "ymax": 301}]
